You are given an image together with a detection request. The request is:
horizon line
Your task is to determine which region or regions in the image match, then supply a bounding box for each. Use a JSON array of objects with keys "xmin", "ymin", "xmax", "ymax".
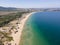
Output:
[{"xmin": 0, "ymin": 6, "xmax": 60, "ymax": 8}]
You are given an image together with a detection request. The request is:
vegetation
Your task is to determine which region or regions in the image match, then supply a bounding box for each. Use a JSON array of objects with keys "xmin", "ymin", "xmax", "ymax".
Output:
[
  {"xmin": 0, "ymin": 12, "xmax": 30, "ymax": 45},
  {"xmin": 0, "ymin": 31, "xmax": 13, "ymax": 41},
  {"xmin": 0, "ymin": 12, "xmax": 28, "ymax": 27}
]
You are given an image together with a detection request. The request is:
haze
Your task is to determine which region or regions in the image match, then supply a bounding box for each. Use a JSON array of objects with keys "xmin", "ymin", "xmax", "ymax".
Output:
[{"xmin": 0, "ymin": 0, "xmax": 60, "ymax": 8}]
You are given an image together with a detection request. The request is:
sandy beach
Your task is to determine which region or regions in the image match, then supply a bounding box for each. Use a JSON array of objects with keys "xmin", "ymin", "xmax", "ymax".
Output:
[{"xmin": 10, "ymin": 12, "xmax": 35, "ymax": 45}]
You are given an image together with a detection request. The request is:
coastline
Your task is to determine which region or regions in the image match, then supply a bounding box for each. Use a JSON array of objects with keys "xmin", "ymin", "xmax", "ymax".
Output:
[{"xmin": 11, "ymin": 12, "xmax": 35, "ymax": 45}]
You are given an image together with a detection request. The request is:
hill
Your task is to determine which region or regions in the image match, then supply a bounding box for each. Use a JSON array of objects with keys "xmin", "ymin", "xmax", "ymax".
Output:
[{"xmin": 0, "ymin": 6, "xmax": 17, "ymax": 11}]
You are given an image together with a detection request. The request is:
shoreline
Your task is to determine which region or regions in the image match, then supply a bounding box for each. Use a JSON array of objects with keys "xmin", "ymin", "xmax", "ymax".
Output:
[{"xmin": 11, "ymin": 12, "xmax": 35, "ymax": 45}]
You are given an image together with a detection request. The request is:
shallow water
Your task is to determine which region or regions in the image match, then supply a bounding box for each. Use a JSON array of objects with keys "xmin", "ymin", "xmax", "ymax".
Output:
[{"xmin": 20, "ymin": 12, "xmax": 60, "ymax": 45}]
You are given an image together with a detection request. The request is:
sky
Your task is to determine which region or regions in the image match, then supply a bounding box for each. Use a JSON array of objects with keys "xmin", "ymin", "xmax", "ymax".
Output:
[{"xmin": 0, "ymin": 0, "xmax": 60, "ymax": 8}]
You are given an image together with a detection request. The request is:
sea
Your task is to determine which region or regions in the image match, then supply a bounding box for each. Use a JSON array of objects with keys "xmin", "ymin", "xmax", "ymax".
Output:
[{"xmin": 20, "ymin": 12, "xmax": 60, "ymax": 45}]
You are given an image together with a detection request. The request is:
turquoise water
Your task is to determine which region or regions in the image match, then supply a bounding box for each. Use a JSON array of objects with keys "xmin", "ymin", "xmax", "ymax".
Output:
[{"xmin": 20, "ymin": 12, "xmax": 60, "ymax": 45}]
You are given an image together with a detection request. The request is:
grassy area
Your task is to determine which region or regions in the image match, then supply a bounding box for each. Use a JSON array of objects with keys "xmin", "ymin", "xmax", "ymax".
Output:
[
  {"xmin": 0, "ymin": 12, "xmax": 29, "ymax": 45},
  {"xmin": 0, "ymin": 12, "xmax": 28, "ymax": 27},
  {"xmin": 0, "ymin": 31, "xmax": 13, "ymax": 41}
]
